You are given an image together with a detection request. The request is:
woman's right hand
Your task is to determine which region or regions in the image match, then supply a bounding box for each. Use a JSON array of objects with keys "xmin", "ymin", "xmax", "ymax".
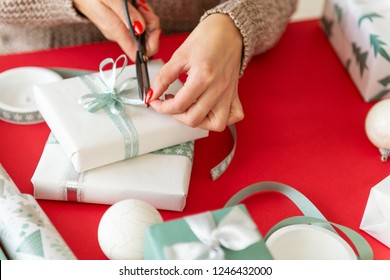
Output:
[{"xmin": 73, "ymin": 0, "xmax": 161, "ymax": 61}]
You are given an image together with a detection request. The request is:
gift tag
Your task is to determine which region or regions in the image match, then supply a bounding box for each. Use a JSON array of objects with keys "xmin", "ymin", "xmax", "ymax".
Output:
[
  {"xmin": 0, "ymin": 67, "xmax": 62, "ymax": 124},
  {"xmin": 265, "ymin": 224, "xmax": 357, "ymax": 260}
]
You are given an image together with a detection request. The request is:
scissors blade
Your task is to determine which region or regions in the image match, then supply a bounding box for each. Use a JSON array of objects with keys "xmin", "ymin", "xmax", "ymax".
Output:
[{"xmin": 136, "ymin": 52, "xmax": 150, "ymax": 102}]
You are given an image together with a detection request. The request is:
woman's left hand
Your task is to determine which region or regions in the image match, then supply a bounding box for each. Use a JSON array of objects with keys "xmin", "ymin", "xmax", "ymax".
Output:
[{"xmin": 148, "ymin": 13, "xmax": 244, "ymax": 132}]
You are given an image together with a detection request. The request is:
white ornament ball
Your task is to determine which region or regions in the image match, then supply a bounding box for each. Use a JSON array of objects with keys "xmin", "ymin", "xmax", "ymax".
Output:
[
  {"xmin": 365, "ymin": 99, "xmax": 390, "ymax": 161},
  {"xmin": 98, "ymin": 199, "xmax": 163, "ymax": 260}
]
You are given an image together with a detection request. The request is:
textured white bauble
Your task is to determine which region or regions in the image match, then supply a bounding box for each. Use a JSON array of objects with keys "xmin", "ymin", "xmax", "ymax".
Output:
[
  {"xmin": 365, "ymin": 99, "xmax": 390, "ymax": 161},
  {"xmin": 98, "ymin": 199, "xmax": 163, "ymax": 260}
]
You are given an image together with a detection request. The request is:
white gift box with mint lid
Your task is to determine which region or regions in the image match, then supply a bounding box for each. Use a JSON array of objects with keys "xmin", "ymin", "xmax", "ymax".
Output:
[
  {"xmin": 31, "ymin": 134, "xmax": 194, "ymax": 212},
  {"xmin": 33, "ymin": 57, "xmax": 208, "ymax": 172},
  {"xmin": 321, "ymin": 0, "xmax": 390, "ymax": 102}
]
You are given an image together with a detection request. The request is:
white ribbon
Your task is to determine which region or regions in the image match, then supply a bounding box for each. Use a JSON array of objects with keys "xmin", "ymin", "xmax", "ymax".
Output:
[{"xmin": 164, "ymin": 207, "xmax": 261, "ymax": 260}]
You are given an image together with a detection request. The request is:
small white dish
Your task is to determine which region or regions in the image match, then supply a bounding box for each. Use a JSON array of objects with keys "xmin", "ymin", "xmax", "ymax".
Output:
[
  {"xmin": 265, "ymin": 224, "xmax": 357, "ymax": 260},
  {"xmin": 0, "ymin": 67, "xmax": 62, "ymax": 125}
]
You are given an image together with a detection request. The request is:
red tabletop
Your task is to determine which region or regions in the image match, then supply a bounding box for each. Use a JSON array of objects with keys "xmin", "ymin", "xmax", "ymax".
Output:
[{"xmin": 1, "ymin": 19, "xmax": 389, "ymax": 260}]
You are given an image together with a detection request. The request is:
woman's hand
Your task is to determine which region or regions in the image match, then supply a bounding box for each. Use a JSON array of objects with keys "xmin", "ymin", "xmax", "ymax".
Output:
[
  {"xmin": 73, "ymin": 0, "xmax": 161, "ymax": 61},
  {"xmin": 148, "ymin": 13, "xmax": 244, "ymax": 132}
]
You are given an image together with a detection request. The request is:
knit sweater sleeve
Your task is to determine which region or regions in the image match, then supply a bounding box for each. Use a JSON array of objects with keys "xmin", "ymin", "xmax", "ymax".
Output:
[
  {"xmin": 201, "ymin": 0, "xmax": 298, "ymax": 74},
  {"xmin": 0, "ymin": 0, "xmax": 87, "ymax": 27}
]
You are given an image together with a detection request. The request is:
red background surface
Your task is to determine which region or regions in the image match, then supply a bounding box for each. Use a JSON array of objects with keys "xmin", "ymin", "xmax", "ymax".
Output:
[{"xmin": 1, "ymin": 20, "xmax": 389, "ymax": 260}]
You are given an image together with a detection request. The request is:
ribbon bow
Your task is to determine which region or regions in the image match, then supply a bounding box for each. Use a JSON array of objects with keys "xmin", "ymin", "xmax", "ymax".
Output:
[
  {"xmin": 164, "ymin": 207, "xmax": 261, "ymax": 260},
  {"xmin": 79, "ymin": 54, "xmax": 144, "ymax": 115}
]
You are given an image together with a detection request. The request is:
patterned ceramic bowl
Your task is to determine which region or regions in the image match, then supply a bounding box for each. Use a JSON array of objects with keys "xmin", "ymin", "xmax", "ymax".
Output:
[{"xmin": 0, "ymin": 67, "xmax": 62, "ymax": 125}]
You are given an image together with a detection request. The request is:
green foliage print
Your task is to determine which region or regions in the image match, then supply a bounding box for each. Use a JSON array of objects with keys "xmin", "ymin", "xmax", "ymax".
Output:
[
  {"xmin": 334, "ymin": 3, "xmax": 343, "ymax": 23},
  {"xmin": 321, "ymin": 15, "xmax": 334, "ymax": 38},
  {"xmin": 359, "ymin": 13, "xmax": 383, "ymax": 27},
  {"xmin": 352, "ymin": 43, "xmax": 369, "ymax": 77},
  {"xmin": 370, "ymin": 34, "xmax": 390, "ymax": 62}
]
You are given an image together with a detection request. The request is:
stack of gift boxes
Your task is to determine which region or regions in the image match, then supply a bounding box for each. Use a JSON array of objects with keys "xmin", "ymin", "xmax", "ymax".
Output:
[
  {"xmin": 322, "ymin": 0, "xmax": 390, "ymax": 249},
  {"xmin": 28, "ymin": 57, "xmax": 277, "ymax": 260},
  {"xmin": 31, "ymin": 58, "xmax": 208, "ymax": 212}
]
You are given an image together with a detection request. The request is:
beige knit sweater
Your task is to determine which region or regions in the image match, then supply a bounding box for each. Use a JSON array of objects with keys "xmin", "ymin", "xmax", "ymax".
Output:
[{"xmin": 0, "ymin": 0, "xmax": 297, "ymax": 72}]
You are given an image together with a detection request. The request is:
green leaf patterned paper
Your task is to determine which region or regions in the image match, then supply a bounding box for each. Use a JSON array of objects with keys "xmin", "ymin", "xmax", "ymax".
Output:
[
  {"xmin": 359, "ymin": 13, "xmax": 383, "ymax": 27},
  {"xmin": 0, "ymin": 188, "xmax": 76, "ymax": 259},
  {"xmin": 334, "ymin": 3, "xmax": 343, "ymax": 23},
  {"xmin": 352, "ymin": 43, "xmax": 369, "ymax": 77},
  {"xmin": 0, "ymin": 165, "xmax": 21, "ymax": 198},
  {"xmin": 0, "ymin": 246, "xmax": 7, "ymax": 260},
  {"xmin": 322, "ymin": 0, "xmax": 390, "ymax": 102},
  {"xmin": 0, "ymin": 164, "xmax": 10, "ymax": 181},
  {"xmin": 379, "ymin": 75, "xmax": 390, "ymax": 87},
  {"xmin": 368, "ymin": 88, "xmax": 390, "ymax": 102},
  {"xmin": 370, "ymin": 34, "xmax": 390, "ymax": 62},
  {"xmin": 321, "ymin": 16, "xmax": 334, "ymax": 38},
  {"xmin": 16, "ymin": 230, "xmax": 44, "ymax": 257}
]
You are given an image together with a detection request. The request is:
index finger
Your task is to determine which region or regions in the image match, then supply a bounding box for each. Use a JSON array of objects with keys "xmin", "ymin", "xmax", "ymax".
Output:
[{"xmin": 108, "ymin": 0, "xmax": 146, "ymax": 61}]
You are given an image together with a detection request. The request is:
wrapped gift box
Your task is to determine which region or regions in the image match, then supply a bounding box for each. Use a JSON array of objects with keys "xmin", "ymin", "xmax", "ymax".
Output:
[
  {"xmin": 144, "ymin": 205, "xmax": 273, "ymax": 260},
  {"xmin": 34, "ymin": 59, "xmax": 208, "ymax": 172},
  {"xmin": 321, "ymin": 0, "xmax": 390, "ymax": 101},
  {"xmin": 32, "ymin": 134, "xmax": 194, "ymax": 212},
  {"xmin": 360, "ymin": 175, "xmax": 390, "ymax": 248}
]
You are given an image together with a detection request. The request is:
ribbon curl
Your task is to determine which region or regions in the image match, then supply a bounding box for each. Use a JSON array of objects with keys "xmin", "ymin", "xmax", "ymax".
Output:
[
  {"xmin": 164, "ymin": 207, "xmax": 261, "ymax": 260},
  {"xmin": 78, "ymin": 54, "xmax": 144, "ymax": 115}
]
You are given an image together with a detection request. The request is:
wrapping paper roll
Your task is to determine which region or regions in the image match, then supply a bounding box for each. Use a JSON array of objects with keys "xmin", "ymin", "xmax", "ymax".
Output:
[
  {"xmin": 0, "ymin": 163, "xmax": 76, "ymax": 260},
  {"xmin": 0, "ymin": 245, "xmax": 7, "ymax": 260}
]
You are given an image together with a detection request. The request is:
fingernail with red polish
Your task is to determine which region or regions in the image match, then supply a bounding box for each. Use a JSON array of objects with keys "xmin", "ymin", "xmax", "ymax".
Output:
[
  {"xmin": 145, "ymin": 88, "xmax": 154, "ymax": 105},
  {"xmin": 133, "ymin": 21, "xmax": 143, "ymax": 35},
  {"xmin": 140, "ymin": 4, "xmax": 150, "ymax": 12},
  {"xmin": 139, "ymin": 0, "xmax": 147, "ymax": 3}
]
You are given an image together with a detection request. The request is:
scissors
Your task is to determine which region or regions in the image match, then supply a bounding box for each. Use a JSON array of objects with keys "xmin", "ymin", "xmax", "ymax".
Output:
[{"xmin": 123, "ymin": 0, "xmax": 151, "ymax": 104}]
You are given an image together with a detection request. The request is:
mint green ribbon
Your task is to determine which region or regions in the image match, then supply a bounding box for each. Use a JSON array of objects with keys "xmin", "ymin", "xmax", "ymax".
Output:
[
  {"xmin": 76, "ymin": 55, "xmax": 144, "ymax": 159},
  {"xmin": 211, "ymin": 125, "xmax": 236, "ymax": 181},
  {"xmin": 78, "ymin": 54, "xmax": 144, "ymax": 115},
  {"xmin": 225, "ymin": 181, "xmax": 374, "ymax": 260}
]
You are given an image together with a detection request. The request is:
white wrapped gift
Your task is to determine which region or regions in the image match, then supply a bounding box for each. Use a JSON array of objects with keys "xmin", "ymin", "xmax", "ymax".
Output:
[
  {"xmin": 31, "ymin": 134, "xmax": 194, "ymax": 212},
  {"xmin": 322, "ymin": 0, "xmax": 390, "ymax": 101},
  {"xmin": 34, "ymin": 57, "xmax": 208, "ymax": 172},
  {"xmin": 360, "ymin": 175, "xmax": 390, "ymax": 247}
]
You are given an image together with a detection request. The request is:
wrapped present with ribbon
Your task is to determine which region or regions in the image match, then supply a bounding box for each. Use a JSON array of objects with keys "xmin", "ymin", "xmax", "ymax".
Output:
[
  {"xmin": 32, "ymin": 133, "xmax": 194, "ymax": 212},
  {"xmin": 360, "ymin": 174, "xmax": 390, "ymax": 248},
  {"xmin": 0, "ymin": 163, "xmax": 76, "ymax": 260},
  {"xmin": 144, "ymin": 181, "xmax": 374, "ymax": 260},
  {"xmin": 144, "ymin": 204, "xmax": 273, "ymax": 260},
  {"xmin": 321, "ymin": 0, "xmax": 390, "ymax": 102},
  {"xmin": 33, "ymin": 56, "xmax": 208, "ymax": 172},
  {"xmin": 225, "ymin": 182, "xmax": 373, "ymax": 260}
]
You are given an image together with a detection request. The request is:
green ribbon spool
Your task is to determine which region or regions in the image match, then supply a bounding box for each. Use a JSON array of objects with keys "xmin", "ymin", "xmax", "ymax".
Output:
[{"xmin": 225, "ymin": 181, "xmax": 374, "ymax": 260}]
